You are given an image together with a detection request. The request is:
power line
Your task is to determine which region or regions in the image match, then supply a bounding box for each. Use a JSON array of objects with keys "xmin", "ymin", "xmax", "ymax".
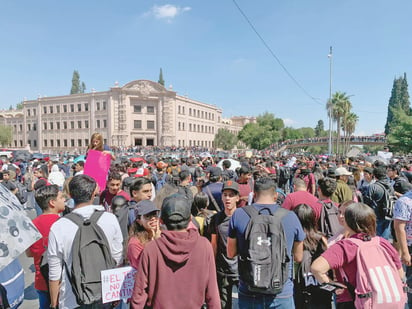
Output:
[{"xmin": 231, "ymin": 0, "xmax": 324, "ymax": 107}]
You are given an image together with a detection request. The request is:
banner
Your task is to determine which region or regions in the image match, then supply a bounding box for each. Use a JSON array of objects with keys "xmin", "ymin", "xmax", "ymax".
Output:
[
  {"xmin": 84, "ymin": 149, "xmax": 111, "ymax": 192},
  {"xmin": 101, "ymin": 266, "xmax": 137, "ymax": 303},
  {"xmin": 0, "ymin": 185, "xmax": 41, "ymax": 271}
]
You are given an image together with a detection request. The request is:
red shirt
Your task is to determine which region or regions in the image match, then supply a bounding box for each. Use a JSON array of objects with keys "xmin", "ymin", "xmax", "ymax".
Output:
[
  {"xmin": 282, "ymin": 190, "xmax": 322, "ymax": 221},
  {"xmin": 100, "ymin": 189, "xmax": 130, "ymax": 209},
  {"xmin": 29, "ymin": 214, "xmax": 60, "ymax": 291}
]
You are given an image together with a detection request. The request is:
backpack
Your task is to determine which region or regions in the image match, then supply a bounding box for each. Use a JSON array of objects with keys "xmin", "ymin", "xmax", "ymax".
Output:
[
  {"xmin": 295, "ymin": 239, "xmax": 332, "ymax": 307},
  {"xmin": 153, "ymin": 172, "xmax": 167, "ymax": 192},
  {"xmin": 170, "ymin": 166, "xmax": 181, "ymax": 183},
  {"xmin": 375, "ymin": 182, "xmax": 397, "ymax": 220},
  {"xmin": 239, "ymin": 205, "xmax": 290, "ymax": 295},
  {"xmin": 194, "ymin": 209, "xmax": 217, "ymax": 240},
  {"xmin": 319, "ymin": 201, "xmax": 341, "ymax": 239},
  {"xmin": 14, "ymin": 181, "xmax": 28, "ymax": 204},
  {"xmin": 65, "ymin": 211, "xmax": 116, "ymax": 305},
  {"xmin": 279, "ymin": 166, "xmax": 291, "ymax": 182},
  {"xmin": 340, "ymin": 237, "xmax": 406, "ymax": 309}
]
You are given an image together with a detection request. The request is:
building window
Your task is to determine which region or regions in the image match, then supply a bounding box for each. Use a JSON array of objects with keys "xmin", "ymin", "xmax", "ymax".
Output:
[
  {"xmin": 77, "ymin": 104, "xmax": 81, "ymax": 112},
  {"xmin": 78, "ymin": 139, "xmax": 82, "ymax": 147},
  {"xmin": 201, "ymin": 111, "xmax": 204, "ymax": 118},
  {"xmin": 63, "ymin": 121, "xmax": 67, "ymax": 129},
  {"xmin": 50, "ymin": 106, "xmax": 53, "ymax": 113},
  {"xmin": 64, "ymin": 139, "xmax": 68, "ymax": 147},
  {"xmin": 178, "ymin": 122, "xmax": 181, "ymax": 131},
  {"xmin": 33, "ymin": 140, "xmax": 37, "ymax": 147},
  {"xmin": 44, "ymin": 140, "xmax": 47, "ymax": 147},
  {"xmin": 28, "ymin": 124, "xmax": 31, "ymax": 131},
  {"xmin": 146, "ymin": 138, "xmax": 154, "ymax": 146},
  {"xmin": 96, "ymin": 102, "xmax": 100, "ymax": 111},
  {"xmin": 70, "ymin": 104, "xmax": 74, "ymax": 112},
  {"xmin": 27, "ymin": 110, "xmax": 30, "ymax": 116},
  {"xmin": 134, "ymin": 120, "xmax": 142, "ymax": 129},
  {"xmin": 57, "ymin": 140, "xmax": 60, "ymax": 147},
  {"xmin": 43, "ymin": 107, "xmax": 47, "ymax": 114},
  {"xmin": 85, "ymin": 139, "xmax": 88, "ymax": 146},
  {"xmin": 147, "ymin": 120, "xmax": 155, "ymax": 130},
  {"xmin": 182, "ymin": 122, "xmax": 185, "ymax": 131},
  {"xmin": 103, "ymin": 120, "xmax": 107, "ymax": 128},
  {"xmin": 71, "ymin": 139, "xmax": 75, "ymax": 147},
  {"xmin": 134, "ymin": 105, "xmax": 141, "ymax": 113},
  {"xmin": 85, "ymin": 120, "xmax": 89, "ymax": 128},
  {"xmin": 70, "ymin": 121, "xmax": 74, "ymax": 129},
  {"xmin": 56, "ymin": 106, "xmax": 60, "ymax": 113},
  {"xmin": 78, "ymin": 121, "xmax": 82, "ymax": 129},
  {"xmin": 20, "ymin": 140, "xmax": 23, "ymax": 147},
  {"xmin": 189, "ymin": 108, "xmax": 192, "ymax": 116},
  {"xmin": 178, "ymin": 106, "xmax": 181, "ymax": 114},
  {"xmin": 182, "ymin": 107, "xmax": 185, "ymax": 114},
  {"xmin": 135, "ymin": 138, "xmax": 142, "ymax": 146},
  {"xmin": 97, "ymin": 120, "xmax": 100, "ymax": 128},
  {"xmin": 56, "ymin": 122, "xmax": 60, "ymax": 130},
  {"xmin": 51, "ymin": 140, "xmax": 54, "ymax": 147},
  {"xmin": 13, "ymin": 125, "xmax": 16, "ymax": 132},
  {"xmin": 147, "ymin": 106, "xmax": 154, "ymax": 114},
  {"xmin": 50, "ymin": 122, "xmax": 54, "ymax": 130},
  {"xmin": 19, "ymin": 124, "xmax": 22, "ymax": 131},
  {"xmin": 63, "ymin": 105, "xmax": 67, "ymax": 113},
  {"xmin": 43, "ymin": 123, "xmax": 47, "ymax": 130},
  {"xmin": 189, "ymin": 123, "xmax": 192, "ymax": 131},
  {"xmin": 84, "ymin": 103, "xmax": 89, "ymax": 111},
  {"xmin": 103, "ymin": 101, "xmax": 107, "ymax": 110}
]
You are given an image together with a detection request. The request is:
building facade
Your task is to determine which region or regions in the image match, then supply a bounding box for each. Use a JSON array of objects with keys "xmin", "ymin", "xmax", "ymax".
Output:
[{"xmin": 0, "ymin": 80, "xmax": 231, "ymax": 153}]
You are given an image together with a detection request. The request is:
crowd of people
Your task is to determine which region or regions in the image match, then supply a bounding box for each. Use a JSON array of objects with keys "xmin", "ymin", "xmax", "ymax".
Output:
[{"xmin": 1, "ymin": 137, "xmax": 412, "ymax": 309}]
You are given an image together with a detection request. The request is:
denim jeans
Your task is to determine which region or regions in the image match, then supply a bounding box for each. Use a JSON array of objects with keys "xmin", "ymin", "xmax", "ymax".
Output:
[
  {"xmin": 36, "ymin": 290, "xmax": 50, "ymax": 309},
  {"xmin": 239, "ymin": 291, "xmax": 295, "ymax": 309}
]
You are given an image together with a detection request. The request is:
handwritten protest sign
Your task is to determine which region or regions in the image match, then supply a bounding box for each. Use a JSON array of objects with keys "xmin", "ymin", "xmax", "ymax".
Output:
[
  {"xmin": 101, "ymin": 266, "xmax": 137, "ymax": 303},
  {"xmin": 84, "ymin": 149, "xmax": 111, "ymax": 192}
]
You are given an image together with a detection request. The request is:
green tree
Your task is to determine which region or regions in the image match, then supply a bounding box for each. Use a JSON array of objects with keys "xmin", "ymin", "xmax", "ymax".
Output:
[
  {"xmin": 314, "ymin": 120, "xmax": 325, "ymax": 137},
  {"xmin": 80, "ymin": 82, "xmax": 86, "ymax": 93},
  {"xmin": 385, "ymin": 73, "xmax": 411, "ymax": 134},
  {"xmin": 341, "ymin": 112, "xmax": 359, "ymax": 154},
  {"xmin": 282, "ymin": 127, "xmax": 303, "ymax": 140},
  {"xmin": 158, "ymin": 68, "xmax": 165, "ymax": 86},
  {"xmin": 238, "ymin": 112, "xmax": 284, "ymax": 149},
  {"xmin": 16, "ymin": 102, "xmax": 24, "ymax": 109},
  {"xmin": 0, "ymin": 124, "xmax": 13, "ymax": 146},
  {"xmin": 71, "ymin": 70, "xmax": 80, "ymax": 94},
  {"xmin": 214, "ymin": 128, "xmax": 238, "ymax": 150},
  {"xmin": 387, "ymin": 106, "xmax": 412, "ymax": 153}
]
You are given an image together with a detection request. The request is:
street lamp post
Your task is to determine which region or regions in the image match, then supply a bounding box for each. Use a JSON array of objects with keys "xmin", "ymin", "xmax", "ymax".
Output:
[{"xmin": 328, "ymin": 46, "xmax": 333, "ymax": 155}]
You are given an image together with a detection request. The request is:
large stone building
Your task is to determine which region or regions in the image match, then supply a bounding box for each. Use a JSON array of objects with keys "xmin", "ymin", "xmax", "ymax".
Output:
[{"xmin": 0, "ymin": 79, "xmax": 253, "ymax": 153}]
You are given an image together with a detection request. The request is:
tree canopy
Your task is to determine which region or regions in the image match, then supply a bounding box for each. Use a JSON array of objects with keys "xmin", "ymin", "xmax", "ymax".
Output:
[
  {"xmin": 385, "ymin": 73, "xmax": 410, "ymax": 135},
  {"xmin": 387, "ymin": 106, "xmax": 412, "ymax": 153},
  {"xmin": 0, "ymin": 124, "xmax": 13, "ymax": 147},
  {"xmin": 70, "ymin": 70, "xmax": 86, "ymax": 94},
  {"xmin": 214, "ymin": 128, "xmax": 238, "ymax": 150},
  {"xmin": 158, "ymin": 68, "xmax": 165, "ymax": 86}
]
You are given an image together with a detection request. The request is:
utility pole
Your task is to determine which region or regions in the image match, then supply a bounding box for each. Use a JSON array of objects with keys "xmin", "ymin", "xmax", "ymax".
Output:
[{"xmin": 327, "ymin": 46, "xmax": 333, "ymax": 155}]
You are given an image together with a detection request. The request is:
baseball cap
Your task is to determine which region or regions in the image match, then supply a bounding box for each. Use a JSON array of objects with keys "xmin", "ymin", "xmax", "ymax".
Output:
[
  {"xmin": 161, "ymin": 194, "xmax": 191, "ymax": 226},
  {"xmin": 135, "ymin": 200, "xmax": 159, "ymax": 217},
  {"xmin": 363, "ymin": 167, "xmax": 373, "ymax": 175},
  {"xmin": 335, "ymin": 167, "xmax": 352, "ymax": 176},
  {"xmin": 222, "ymin": 180, "xmax": 239, "ymax": 194},
  {"xmin": 134, "ymin": 168, "xmax": 150, "ymax": 178},
  {"xmin": 156, "ymin": 161, "xmax": 167, "ymax": 169},
  {"xmin": 209, "ymin": 167, "xmax": 222, "ymax": 178}
]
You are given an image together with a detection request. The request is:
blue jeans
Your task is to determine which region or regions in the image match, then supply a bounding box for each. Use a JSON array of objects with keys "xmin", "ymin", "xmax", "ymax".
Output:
[
  {"xmin": 376, "ymin": 218, "xmax": 391, "ymax": 240},
  {"xmin": 239, "ymin": 291, "xmax": 294, "ymax": 309},
  {"xmin": 37, "ymin": 290, "xmax": 50, "ymax": 309}
]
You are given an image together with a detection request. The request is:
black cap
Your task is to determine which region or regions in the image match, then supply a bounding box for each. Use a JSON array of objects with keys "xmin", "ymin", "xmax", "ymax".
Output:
[
  {"xmin": 161, "ymin": 194, "xmax": 191, "ymax": 225},
  {"xmin": 222, "ymin": 180, "xmax": 240, "ymax": 194},
  {"xmin": 209, "ymin": 167, "xmax": 222, "ymax": 178},
  {"xmin": 135, "ymin": 200, "xmax": 159, "ymax": 218}
]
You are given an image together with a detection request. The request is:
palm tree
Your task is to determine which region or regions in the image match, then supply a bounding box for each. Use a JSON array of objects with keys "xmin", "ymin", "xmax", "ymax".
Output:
[
  {"xmin": 342, "ymin": 112, "xmax": 359, "ymax": 154},
  {"xmin": 328, "ymin": 92, "xmax": 352, "ymax": 154}
]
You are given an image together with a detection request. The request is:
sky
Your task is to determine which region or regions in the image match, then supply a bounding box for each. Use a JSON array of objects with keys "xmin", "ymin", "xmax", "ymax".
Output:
[{"xmin": 1, "ymin": 0, "xmax": 411, "ymax": 136}]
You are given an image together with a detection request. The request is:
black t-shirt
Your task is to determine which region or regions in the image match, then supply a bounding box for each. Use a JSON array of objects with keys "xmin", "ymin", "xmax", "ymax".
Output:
[{"xmin": 210, "ymin": 211, "xmax": 238, "ymax": 277}]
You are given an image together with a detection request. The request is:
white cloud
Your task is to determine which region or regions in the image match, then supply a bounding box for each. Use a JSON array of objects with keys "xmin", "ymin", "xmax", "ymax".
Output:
[
  {"xmin": 283, "ymin": 118, "xmax": 297, "ymax": 126},
  {"xmin": 145, "ymin": 4, "xmax": 191, "ymax": 21}
]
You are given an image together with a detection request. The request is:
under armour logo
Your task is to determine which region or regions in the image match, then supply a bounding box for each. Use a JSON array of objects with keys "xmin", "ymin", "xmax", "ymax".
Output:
[{"xmin": 257, "ymin": 236, "xmax": 271, "ymax": 246}]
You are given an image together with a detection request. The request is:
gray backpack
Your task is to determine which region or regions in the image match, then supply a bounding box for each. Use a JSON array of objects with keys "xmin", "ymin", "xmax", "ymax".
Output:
[
  {"xmin": 65, "ymin": 211, "xmax": 116, "ymax": 305},
  {"xmin": 239, "ymin": 205, "xmax": 290, "ymax": 295}
]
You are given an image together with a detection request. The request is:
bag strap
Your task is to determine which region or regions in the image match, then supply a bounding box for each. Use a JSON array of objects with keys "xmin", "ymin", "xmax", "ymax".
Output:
[{"xmin": 206, "ymin": 186, "xmax": 221, "ymax": 212}]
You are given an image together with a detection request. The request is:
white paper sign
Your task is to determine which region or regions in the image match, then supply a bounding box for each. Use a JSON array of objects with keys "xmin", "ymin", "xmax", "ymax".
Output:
[{"xmin": 101, "ymin": 266, "xmax": 137, "ymax": 303}]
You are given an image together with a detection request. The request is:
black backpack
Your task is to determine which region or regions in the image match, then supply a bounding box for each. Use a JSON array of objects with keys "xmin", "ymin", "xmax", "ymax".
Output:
[
  {"xmin": 319, "ymin": 201, "xmax": 341, "ymax": 239},
  {"xmin": 65, "ymin": 211, "xmax": 116, "ymax": 305},
  {"xmin": 374, "ymin": 182, "xmax": 397, "ymax": 220},
  {"xmin": 239, "ymin": 205, "xmax": 290, "ymax": 295},
  {"xmin": 280, "ymin": 166, "xmax": 291, "ymax": 182},
  {"xmin": 14, "ymin": 181, "xmax": 28, "ymax": 204}
]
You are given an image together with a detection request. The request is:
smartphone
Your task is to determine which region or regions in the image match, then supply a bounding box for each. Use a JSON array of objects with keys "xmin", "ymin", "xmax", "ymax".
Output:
[{"xmin": 320, "ymin": 281, "xmax": 346, "ymax": 292}]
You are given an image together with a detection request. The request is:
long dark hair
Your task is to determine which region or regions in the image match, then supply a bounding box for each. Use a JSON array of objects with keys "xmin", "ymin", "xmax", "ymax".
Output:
[
  {"xmin": 344, "ymin": 202, "xmax": 376, "ymax": 236},
  {"xmin": 293, "ymin": 204, "xmax": 325, "ymax": 252}
]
